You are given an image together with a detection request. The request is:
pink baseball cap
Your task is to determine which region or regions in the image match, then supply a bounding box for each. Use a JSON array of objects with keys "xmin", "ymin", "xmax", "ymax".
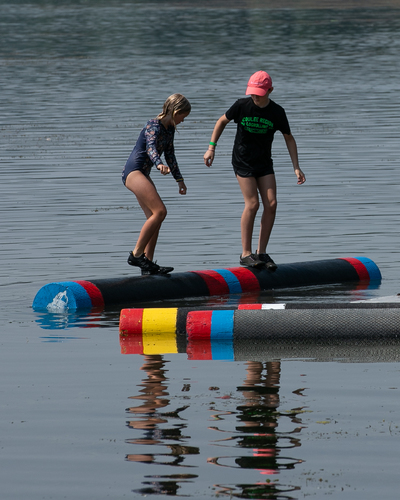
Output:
[{"xmin": 246, "ymin": 71, "xmax": 273, "ymax": 96}]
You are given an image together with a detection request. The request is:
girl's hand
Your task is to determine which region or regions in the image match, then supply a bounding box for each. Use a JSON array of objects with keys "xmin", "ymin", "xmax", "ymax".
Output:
[
  {"xmin": 157, "ymin": 164, "xmax": 171, "ymax": 175},
  {"xmin": 178, "ymin": 181, "xmax": 187, "ymax": 195},
  {"xmin": 295, "ymin": 168, "xmax": 306, "ymax": 185},
  {"xmin": 203, "ymin": 149, "xmax": 215, "ymax": 167}
]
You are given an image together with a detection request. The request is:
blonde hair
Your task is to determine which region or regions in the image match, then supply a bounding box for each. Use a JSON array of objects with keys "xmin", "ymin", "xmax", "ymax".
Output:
[{"xmin": 157, "ymin": 94, "xmax": 191, "ymax": 127}]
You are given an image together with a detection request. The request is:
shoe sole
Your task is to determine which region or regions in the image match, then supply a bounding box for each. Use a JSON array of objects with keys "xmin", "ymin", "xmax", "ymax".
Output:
[
  {"xmin": 240, "ymin": 261, "xmax": 265, "ymax": 268},
  {"xmin": 141, "ymin": 267, "xmax": 174, "ymax": 276},
  {"xmin": 129, "ymin": 262, "xmax": 161, "ymax": 273}
]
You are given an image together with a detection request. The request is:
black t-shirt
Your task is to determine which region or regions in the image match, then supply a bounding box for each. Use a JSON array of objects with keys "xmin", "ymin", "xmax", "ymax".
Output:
[{"xmin": 225, "ymin": 97, "xmax": 291, "ymax": 172}]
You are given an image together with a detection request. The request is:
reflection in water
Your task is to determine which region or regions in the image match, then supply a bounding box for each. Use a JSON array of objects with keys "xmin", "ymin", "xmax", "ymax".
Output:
[
  {"xmin": 121, "ymin": 334, "xmax": 400, "ymax": 496},
  {"xmin": 208, "ymin": 361, "xmax": 304, "ymax": 498},
  {"xmin": 125, "ymin": 355, "xmax": 199, "ymax": 495},
  {"xmin": 120, "ymin": 336, "xmax": 400, "ymax": 497},
  {"xmin": 214, "ymin": 482, "xmax": 301, "ymax": 499},
  {"xmin": 125, "ymin": 356, "xmax": 310, "ymax": 497},
  {"xmin": 34, "ymin": 307, "xmax": 117, "ymax": 330}
]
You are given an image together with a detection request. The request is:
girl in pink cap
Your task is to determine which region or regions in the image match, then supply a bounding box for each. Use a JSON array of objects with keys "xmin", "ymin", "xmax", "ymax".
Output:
[
  {"xmin": 122, "ymin": 94, "xmax": 191, "ymax": 275},
  {"xmin": 204, "ymin": 71, "xmax": 305, "ymax": 270}
]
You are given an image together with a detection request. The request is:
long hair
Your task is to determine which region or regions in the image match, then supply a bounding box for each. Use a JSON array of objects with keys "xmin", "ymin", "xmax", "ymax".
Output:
[{"xmin": 157, "ymin": 94, "xmax": 191, "ymax": 127}]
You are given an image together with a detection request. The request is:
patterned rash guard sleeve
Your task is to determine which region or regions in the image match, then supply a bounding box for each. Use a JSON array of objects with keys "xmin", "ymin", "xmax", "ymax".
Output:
[
  {"xmin": 164, "ymin": 135, "xmax": 184, "ymax": 182},
  {"xmin": 145, "ymin": 121, "xmax": 163, "ymax": 168},
  {"xmin": 144, "ymin": 120, "xmax": 183, "ymax": 181}
]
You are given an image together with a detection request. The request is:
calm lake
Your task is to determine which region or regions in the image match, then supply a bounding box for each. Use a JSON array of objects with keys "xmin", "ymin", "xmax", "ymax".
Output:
[{"xmin": 1, "ymin": 1, "xmax": 400, "ymax": 498}]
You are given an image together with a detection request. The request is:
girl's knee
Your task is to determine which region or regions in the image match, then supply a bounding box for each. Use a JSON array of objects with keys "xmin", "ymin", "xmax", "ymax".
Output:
[
  {"xmin": 245, "ymin": 199, "xmax": 260, "ymax": 214},
  {"xmin": 266, "ymin": 199, "xmax": 277, "ymax": 214},
  {"xmin": 157, "ymin": 205, "xmax": 167, "ymax": 221}
]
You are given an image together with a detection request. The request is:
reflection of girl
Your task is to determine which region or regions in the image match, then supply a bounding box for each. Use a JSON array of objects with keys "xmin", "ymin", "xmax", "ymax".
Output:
[
  {"xmin": 125, "ymin": 355, "xmax": 197, "ymax": 472},
  {"xmin": 122, "ymin": 94, "xmax": 191, "ymax": 275},
  {"xmin": 236, "ymin": 361, "xmax": 281, "ymax": 475}
]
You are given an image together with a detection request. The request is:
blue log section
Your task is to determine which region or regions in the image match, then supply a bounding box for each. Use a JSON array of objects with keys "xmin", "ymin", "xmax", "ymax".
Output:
[{"xmin": 32, "ymin": 256, "xmax": 381, "ymax": 311}]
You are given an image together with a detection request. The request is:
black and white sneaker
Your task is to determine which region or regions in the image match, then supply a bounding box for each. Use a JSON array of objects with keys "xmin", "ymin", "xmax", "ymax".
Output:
[
  {"xmin": 128, "ymin": 252, "xmax": 160, "ymax": 274},
  {"xmin": 255, "ymin": 252, "xmax": 277, "ymax": 271},
  {"xmin": 239, "ymin": 253, "xmax": 265, "ymax": 268},
  {"xmin": 128, "ymin": 252, "xmax": 173, "ymax": 275}
]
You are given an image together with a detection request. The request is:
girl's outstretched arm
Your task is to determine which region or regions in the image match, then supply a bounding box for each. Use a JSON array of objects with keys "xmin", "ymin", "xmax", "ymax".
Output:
[
  {"xmin": 283, "ymin": 133, "xmax": 306, "ymax": 185},
  {"xmin": 204, "ymin": 115, "xmax": 231, "ymax": 167}
]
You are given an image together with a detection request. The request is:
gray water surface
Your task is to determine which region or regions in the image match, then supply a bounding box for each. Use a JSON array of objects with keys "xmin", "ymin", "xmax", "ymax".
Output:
[{"xmin": 1, "ymin": 2, "xmax": 400, "ymax": 499}]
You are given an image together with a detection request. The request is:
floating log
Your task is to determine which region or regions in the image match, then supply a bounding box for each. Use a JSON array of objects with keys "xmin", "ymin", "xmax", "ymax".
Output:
[
  {"xmin": 119, "ymin": 301, "xmax": 400, "ymax": 338},
  {"xmin": 119, "ymin": 310, "xmax": 400, "ymax": 363},
  {"xmin": 32, "ymin": 256, "xmax": 381, "ymax": 311}
]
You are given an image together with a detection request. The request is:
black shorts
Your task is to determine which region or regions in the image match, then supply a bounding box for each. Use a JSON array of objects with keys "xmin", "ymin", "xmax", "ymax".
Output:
[{"xmin": 233, "ymin": 165, "xmax": 275, "ymax": 179}]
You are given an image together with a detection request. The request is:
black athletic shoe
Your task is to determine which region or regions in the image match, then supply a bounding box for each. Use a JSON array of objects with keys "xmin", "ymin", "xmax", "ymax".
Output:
[
  {"xmin": 255, "ymin": 252, "xmax": 278, "ymax": 271},
  {"xmin": 239, "ymin": 253, "xmax": 265, "ymax": 268},
  {"xmin": 141, "ymin": 265, "xmax": 174, "ymax": 276},
  {"xmin": 127, "ymin": 252, "xmax": 161, "ymax": 274}
]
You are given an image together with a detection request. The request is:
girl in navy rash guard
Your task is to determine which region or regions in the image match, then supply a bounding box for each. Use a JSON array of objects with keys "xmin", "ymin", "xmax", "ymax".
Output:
[{"xmin": 122, "ymin": 94, "xmax": 191, "ymax": 275}]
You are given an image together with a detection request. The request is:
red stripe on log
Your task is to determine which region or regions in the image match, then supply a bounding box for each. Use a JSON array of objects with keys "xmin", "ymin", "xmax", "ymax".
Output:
[
  {"xmin": 186, "ymin": 310, "xmax": 212, "ymax": 340},
  {"xmin": 339, "ymin": 258, "xmax": 370, "ymax": 281},
  {"xmin": 191, "ymin": 270, "xmax": 230, "ymax": 295},
  {"xmin": 119, "ymin": 308, "xmax": 144, "ymax": 335},
  {"xmin": 228, "ymin": 267, "xmax": 261, "ymax": 292},
  {"xmin": 75, "ymin": 280, "xmax": 105, "ymax": 307}
]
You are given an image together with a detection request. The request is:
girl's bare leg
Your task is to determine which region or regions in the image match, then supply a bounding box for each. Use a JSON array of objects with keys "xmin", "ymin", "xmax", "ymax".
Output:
[
  {"xmin": 236, "ymin": 175, "xmax": 260, "ymax": 257},
  {"xmin": 256, "ymin": 174, "xmax": 277, "ymax": 254},
  {"xmin": 135, "ymin": 196, "xmax": 160, "ymax": 262},
  {"xmin": 125, "ymin": 171, "xmax": 167, "ymax": 260}
]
